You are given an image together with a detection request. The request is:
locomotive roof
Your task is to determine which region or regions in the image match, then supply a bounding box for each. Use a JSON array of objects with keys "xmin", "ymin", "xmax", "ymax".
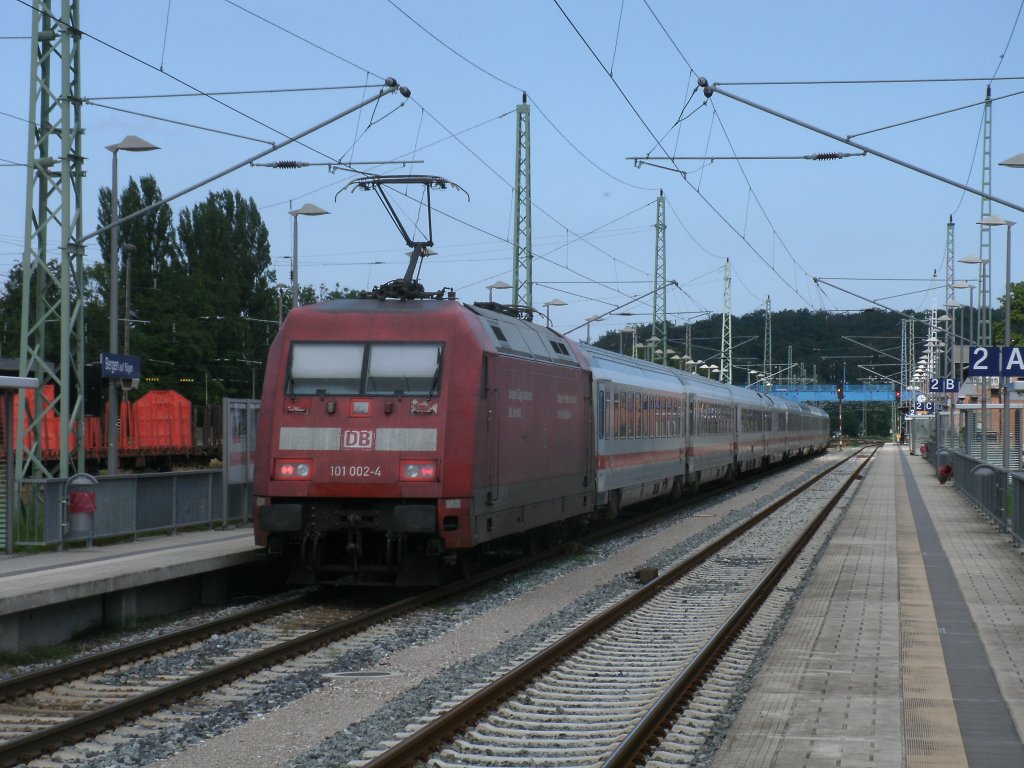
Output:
[
  {"xmin": 292, "ymin": 298, "xmax": 582, "ymax": 367},
  {"xmin": 465, "ymin": 303, "xmax": 582, "ymax": 367}
]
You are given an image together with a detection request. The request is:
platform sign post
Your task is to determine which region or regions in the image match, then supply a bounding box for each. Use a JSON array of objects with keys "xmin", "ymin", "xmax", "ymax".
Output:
[
  {"xmin": 100, "ymin": 354, "xmax": 141, "ymax": 476},
  {"xmin": 968, "ymin": 346, "xmax": 1024, "ymax": 471}
]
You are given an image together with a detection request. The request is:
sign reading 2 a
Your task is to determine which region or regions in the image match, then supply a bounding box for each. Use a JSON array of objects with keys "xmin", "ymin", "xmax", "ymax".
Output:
[{"xmin": 968, "ymin": 346, "xmax": 1024, "ymax": 376}]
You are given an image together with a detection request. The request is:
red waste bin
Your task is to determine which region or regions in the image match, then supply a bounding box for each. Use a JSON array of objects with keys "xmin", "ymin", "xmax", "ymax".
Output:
[{"xmin": 67, "ymin": 475, "xmax": 97, "ymax": 538}]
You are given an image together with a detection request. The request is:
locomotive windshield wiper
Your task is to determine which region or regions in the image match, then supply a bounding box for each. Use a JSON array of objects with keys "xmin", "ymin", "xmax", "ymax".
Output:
[{"xmin": 427, "ymin": 349, "xmax": 442, "ymax": 400}]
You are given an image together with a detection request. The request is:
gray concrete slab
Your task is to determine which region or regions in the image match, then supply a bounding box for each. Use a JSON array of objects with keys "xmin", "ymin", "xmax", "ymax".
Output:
[
  {"xmin": 713, "ymin": 444, "xmax": 1024, "ymax": 767},
  {"xmin": 0, "ymin": 528, "xmax": 260, "ymax": 612},
  {"xmin": 0, "ymin": 528, "xmax": 262, "ymax": 651}
]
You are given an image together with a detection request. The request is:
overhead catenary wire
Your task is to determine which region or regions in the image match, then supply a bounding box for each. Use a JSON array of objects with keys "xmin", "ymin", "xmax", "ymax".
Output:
[
  {"xmin": 223, "ymin": 0, "xmax": 668, "ymax": 307},
  {"xmin": 562, "ymin": 0, "xmax": 819, "ymax": 309},
  {"xmin": 86, "ymin": 101, "xmax": 275, "ymax": 144},
  {"xmin": 16, "ymin": 0, "xmax": 397, "ymax": 172}
]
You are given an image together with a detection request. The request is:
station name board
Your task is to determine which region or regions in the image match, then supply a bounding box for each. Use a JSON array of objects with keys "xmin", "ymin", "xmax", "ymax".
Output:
[{"xmin": 100, "ymin": 352, "xmax": 141, "ymax": 379}]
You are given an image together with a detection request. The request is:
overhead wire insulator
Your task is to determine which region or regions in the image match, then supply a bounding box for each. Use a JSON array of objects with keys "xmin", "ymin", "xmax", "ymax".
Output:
[{"xmin": 807, "ymin": 152, "xmax": 848, "ymax": 161}]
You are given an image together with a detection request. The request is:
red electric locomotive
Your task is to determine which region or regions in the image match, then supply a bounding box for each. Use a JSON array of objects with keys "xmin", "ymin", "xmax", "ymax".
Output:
[
  {"xmin": 252, "ymin": 174, "xmax": 828, "ymax": 585},
  {"xmin": 253, "ymin": 297, "xmax": 595, "ymax": 584}
]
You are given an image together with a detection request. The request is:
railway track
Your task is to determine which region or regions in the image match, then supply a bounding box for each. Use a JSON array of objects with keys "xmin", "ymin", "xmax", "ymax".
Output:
[
  {"xmin": 349, "ymin": 445, "xmax": 877, "ymax": 767},
  {"xmin": 0, "ymin": 451, "xmax": 849, "ymax": 767}
]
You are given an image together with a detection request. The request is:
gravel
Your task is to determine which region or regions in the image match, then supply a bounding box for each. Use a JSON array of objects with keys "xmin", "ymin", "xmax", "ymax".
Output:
[{"xmin": 25, "ymin": 457, "xmax": 837, "ymax": 768}]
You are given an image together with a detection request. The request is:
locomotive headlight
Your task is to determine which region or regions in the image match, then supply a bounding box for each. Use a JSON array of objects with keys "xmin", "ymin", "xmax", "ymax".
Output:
[
  {"xmin": 400, "ymin": 460, "xmax": 438, "ymax": 481},
  {"xmin": 274, "ymin": 459, "xmax": 313, "ymax": 479}
]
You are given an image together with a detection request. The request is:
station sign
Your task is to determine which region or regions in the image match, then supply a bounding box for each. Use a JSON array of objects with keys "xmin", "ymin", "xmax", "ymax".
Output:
[
  {"xmin": 967, "ymin": 346, "xmax": 1024, "ymax": 376},
  {"xmin": 100, "ymin": 352, "xmax": 141, "ymax": 379},
  {"xmin": 928, "ymin": 377, "xmax": 959, "ymax": 392}
]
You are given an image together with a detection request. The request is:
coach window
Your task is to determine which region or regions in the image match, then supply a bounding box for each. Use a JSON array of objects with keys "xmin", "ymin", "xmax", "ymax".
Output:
[{"xmin": 288, "ymin": 342, "xmax": 364, "ymax": 395}]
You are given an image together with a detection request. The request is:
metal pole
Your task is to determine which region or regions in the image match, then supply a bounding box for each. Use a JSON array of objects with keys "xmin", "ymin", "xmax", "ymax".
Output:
[
  {"xmin": 107, "ymin": 150, "xmax": 120, "ymax": 476},
  {"xmin": 124, "ymin": 246, "xmax": 132, "ymax": 354},
  {"xmin": 1004, "ymin": 224, "xmax": 1013, "ymax": 472},
  {"xmin": 839, "ymin": 362, "xmax": 845, "ymax": 449},
  {"xmin": 291, "ymin": 214, "xmax": 299, "ymax": 310}
]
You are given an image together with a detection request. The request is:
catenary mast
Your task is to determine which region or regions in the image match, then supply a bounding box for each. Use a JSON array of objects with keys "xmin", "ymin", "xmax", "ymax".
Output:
[
  {"xmin": 512, "ymin": 93, "xmax": 532, "ymax": 318},
  {"xmin": 18, "ymin": 0, "xmax": 87, "ymax": 497},
  {"xmin": 653, "ymin": 191, "xmax": 667, "ymax": 361}
]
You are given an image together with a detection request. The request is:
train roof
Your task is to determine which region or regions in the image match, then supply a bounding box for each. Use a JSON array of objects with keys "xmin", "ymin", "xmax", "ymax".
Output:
[
  {"xmin": 291, "ymin": 298, "xmax": 582, "ymax": 368},
  {"xmin": 465, "ymin": 303, "xmax": 582, "ymax": 367}
]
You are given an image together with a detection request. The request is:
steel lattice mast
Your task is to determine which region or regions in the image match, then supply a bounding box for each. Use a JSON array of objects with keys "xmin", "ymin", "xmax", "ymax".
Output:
[
  {"xmin": 653, "ymin": 190, "xmax": 667, "ymax": 361},
  {"xmin": 720, "ymin": 259, "xmax": 732, "ymax": 383},
  {"xmin": 512, "ymin": 93, "xmax": 532, "ymax": 318},
  {"xmin": 18, "ymin": 0, "xmax": 86, "ymax": 490},
  {"xmin": 979, "ymin": 86, "xmax": 993, "ymax": 345},
  {"xmin": 763, "ymin": 295, "xmax": 772, "ymax": 382},
  {"xmin": 945, "ymin": 215, "xmax": 955, "ymax": 377}
]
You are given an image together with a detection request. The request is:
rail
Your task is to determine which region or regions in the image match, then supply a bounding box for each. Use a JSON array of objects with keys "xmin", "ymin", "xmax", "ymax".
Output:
[{"xmin": 359, "ymin": 448, "xmax": 870, "ymax": 768}]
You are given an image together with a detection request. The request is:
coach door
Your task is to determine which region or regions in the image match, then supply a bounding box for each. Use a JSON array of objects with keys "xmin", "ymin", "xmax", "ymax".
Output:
[{"xmin": 483, "ymin": 354, "xmax": 501, "ymax": 505}]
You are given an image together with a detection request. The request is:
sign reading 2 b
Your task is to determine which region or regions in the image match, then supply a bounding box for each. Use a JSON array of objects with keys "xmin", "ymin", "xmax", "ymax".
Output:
[{"xmin": 968, "ymin": 346, "xmax": 1024, "ymax": 376}]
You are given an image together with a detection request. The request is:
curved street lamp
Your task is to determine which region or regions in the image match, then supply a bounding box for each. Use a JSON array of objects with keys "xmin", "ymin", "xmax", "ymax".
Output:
[
  {"xmin": 289, "ymin": 203, "xmax": 330, "ymax": 310},
  {"xmin": 106, "ymin": 134, "xmax": 159, "ymax": 476}
]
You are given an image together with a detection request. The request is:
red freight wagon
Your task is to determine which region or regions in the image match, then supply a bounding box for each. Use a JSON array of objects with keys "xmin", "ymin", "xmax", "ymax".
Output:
[{"xmin": 131, "ymin": 390, "xmax": 193, "ymax": 453}]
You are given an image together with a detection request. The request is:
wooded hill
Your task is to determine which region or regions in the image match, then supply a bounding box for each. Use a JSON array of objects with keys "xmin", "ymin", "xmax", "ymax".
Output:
[{"xmin": 591, "ymin": 306, "xmax": 954, "ymax": 386}]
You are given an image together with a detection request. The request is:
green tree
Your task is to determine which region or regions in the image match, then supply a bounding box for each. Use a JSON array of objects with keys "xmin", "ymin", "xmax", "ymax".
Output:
[
  {"xmin": 175, "ymin": 190, "xmax": 277, "ymax": 402},
  {"xmin": 94, "ymin": 175, "xmax": 179, "ymax": 393}
]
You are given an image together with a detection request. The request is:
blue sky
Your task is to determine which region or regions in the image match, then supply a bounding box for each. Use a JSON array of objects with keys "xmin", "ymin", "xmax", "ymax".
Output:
[{"xmin": 3, "ymin": 0, "xmax": 1024, "ymax": 340}]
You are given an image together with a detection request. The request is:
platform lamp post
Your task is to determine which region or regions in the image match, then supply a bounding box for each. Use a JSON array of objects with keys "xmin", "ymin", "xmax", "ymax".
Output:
[
  {"xmin": 288, "ymin": 203, "xmax": 330, "ymax": 311},
  {"xmin": 998, "ymin": 152, "xmax": 1024, "ymax": 467},
  {"xmin": 979, "ymin": 215, "xmax": 1015, "ymax": 472},
  {"xmin": 542, "ymin": 298, "xmax": 567, "ymax": 328},
  {"xmin": 951, "ymin": 279, "xmax": 975, "ymax": 345},
  {"xmin": 486, "ymin": 280, "xmax": 512, "ymax": 303},
  {"xmin": 275, "ymin": 283, "xmax": 289, "ymax": 326},
  {"xmin": 122, "ymin": 243, "xmax": 137, "ymax": 354},
  {"xmin": 954, "ymin": 259, "xmax": 987, "ymax": 454},
  {"xmin": 106, "ymin": 135, "xmax": 159, "ymax": 476}
]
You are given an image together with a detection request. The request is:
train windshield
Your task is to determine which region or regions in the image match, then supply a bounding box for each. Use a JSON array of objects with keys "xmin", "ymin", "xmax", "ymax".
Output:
[
  {"xmin": 288, "ymin": 341, "xmax": 443, "ymax": 396},
  {"xmin": 366, "ymin": 343, "xmax": 442, "ymax": 395}
]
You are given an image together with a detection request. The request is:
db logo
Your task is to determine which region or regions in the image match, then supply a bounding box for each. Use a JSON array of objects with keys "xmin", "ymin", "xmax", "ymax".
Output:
[{"xmin": 343, "ymin": 429, "xmax": 373, "ymax": 449}]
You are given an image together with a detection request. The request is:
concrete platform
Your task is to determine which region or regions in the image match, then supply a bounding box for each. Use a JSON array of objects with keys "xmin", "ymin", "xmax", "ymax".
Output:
[
  {"xmin": 0, "ymin": 528, "xmax": 264, "ymax": 653},
  {"xmin": 711, "ymin": 442, "xmax": 1024, "ymax": 767}
]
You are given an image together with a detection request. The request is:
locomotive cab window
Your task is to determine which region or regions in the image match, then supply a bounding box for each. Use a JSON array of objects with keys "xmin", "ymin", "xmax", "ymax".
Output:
[
  {"xmin": 366, "ymin": 343, "xmax": 442, "ymax": 395},
  {"xmin": 287, "ymin": 342, "xmax": 443, "ymax": 396},
  {"xmin": 288, "ymin": 342, "xmax": 363, "ymax": 395}
]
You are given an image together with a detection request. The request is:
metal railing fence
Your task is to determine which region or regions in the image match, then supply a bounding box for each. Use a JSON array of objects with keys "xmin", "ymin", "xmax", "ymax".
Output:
[
  {"xmin": 11, "ymin": 469, "xmax": 247, "ymax": 548},
  {"xmin": 934, "ymin": 448, "xmax": 1023, "ymax": 549}
]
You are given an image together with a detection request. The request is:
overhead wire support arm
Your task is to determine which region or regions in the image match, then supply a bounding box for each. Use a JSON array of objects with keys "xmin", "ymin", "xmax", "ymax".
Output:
[
  {"xmin": 629, "ymin": 152, "xmax": 866, "ymax": 163},
  {"xmin": 251, "ymin": 159, "xmax": 424, "ymax": 169},
  {"xmin": 698, "ymin": 77, "xmax": 1024, "ymax": 216},
  {"xmin": 77, "ymin": 78, "xmax": 410, "ymax": 245},
  {"xmin": 565, "ymin": 280, "xmax": 679, "ymax": 336}
]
